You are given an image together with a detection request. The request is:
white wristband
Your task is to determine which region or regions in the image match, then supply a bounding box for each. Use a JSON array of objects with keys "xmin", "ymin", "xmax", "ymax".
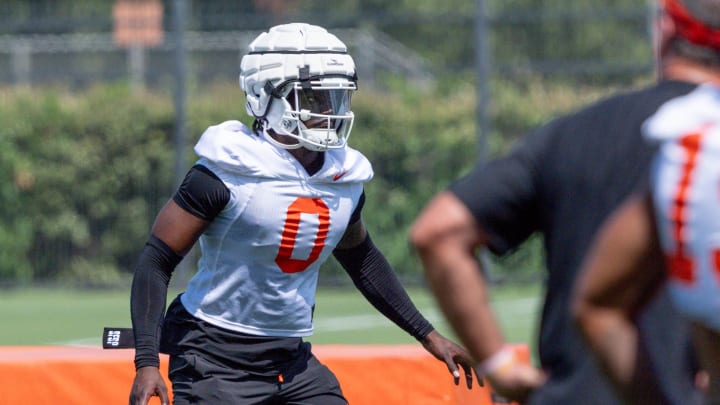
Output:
[{"xmin": 477, "ymin": 345, "xmax": 516, "ymax": 377}]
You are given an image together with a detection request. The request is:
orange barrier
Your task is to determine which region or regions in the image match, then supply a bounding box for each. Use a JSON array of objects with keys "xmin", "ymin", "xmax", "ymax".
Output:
[{"xmin": 0, "ymin": 344, "xmax": 529, "ymax": 405}]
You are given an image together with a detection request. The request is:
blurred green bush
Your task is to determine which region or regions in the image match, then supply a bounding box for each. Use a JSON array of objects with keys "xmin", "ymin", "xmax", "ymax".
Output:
[{"xmin": 0, "ymin": 77, "xmax": 638, "ymax": 286}]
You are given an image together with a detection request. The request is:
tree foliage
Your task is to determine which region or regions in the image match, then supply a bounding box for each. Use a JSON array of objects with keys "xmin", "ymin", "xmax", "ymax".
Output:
[
  {"xmin": 0, "ymin": 74, "xmax": 643, "ymax": 286},
  {"xmin": 0, "ymin": 85, "xmax": 175, "ymax": 285}
]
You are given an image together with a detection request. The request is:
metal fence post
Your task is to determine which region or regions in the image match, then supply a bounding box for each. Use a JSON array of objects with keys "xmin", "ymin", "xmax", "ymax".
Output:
[
  {"xmin": 476, "ymin": 0, "xmax": 490, "ymax": 162},
  {"xmin": 172, "ymin": 0, "xmax": 194, "ymax": 283},
  {"xmin": 172, "ymin": 0, "xmax": 188, "ymax": 188},
  {"xmin": 11, "ymin": 40, "xmax": 31, "ymax": 86},
  {"xmin": 128, "ymin": 44, "xmax": 145, "ymax": 92}
]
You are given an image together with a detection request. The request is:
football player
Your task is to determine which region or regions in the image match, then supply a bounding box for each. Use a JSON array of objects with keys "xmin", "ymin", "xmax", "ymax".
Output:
[
  {"xmin": 573, "ymin": 1, "xmax": 720, "ymax": 402},
  {"xmin": 411, "ymin": 0, "xmax": 719, "ymax": 403},
  {"xmin": 128, "ymin": 23, "xmax": 476, "ymax": 405},
  {"xmin": 574, "ymin": 84, "xmax": 720, "ymax": 402}
]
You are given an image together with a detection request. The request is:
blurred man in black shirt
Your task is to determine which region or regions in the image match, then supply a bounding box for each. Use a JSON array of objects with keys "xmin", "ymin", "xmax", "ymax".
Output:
[{"xmin": 409, "ymin": 0, "xmax": 718, "ymax": 403}]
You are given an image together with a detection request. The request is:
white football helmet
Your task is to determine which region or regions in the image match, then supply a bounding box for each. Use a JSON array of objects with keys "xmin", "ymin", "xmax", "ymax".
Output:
[{"xmin": 239, "ymin": 23, "xmax": 358, "ymax": 151}]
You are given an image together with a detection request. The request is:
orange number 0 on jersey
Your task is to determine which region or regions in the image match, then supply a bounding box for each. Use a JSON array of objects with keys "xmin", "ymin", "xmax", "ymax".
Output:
[{"xmin": 275, "ymin": 197, "xmax": 330, "ymax": 273}]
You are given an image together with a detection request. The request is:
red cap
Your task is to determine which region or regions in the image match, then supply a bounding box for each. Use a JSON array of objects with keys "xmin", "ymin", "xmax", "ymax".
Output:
[{"xmin": 665, "ymin": 0, "xmax": 720, "ymax": 50}]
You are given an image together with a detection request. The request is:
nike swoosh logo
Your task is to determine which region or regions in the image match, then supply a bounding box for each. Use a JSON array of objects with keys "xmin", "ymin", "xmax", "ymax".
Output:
[{"xmin": 333, "ymin": 171, "xmax": 348, "ymax": 181}]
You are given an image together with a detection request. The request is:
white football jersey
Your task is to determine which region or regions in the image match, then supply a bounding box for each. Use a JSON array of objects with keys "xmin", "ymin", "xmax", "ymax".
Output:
[
  {"xmin": 644, "ymin": 84, "xmax": 720, "ymax": 332},
  {"xmin": 181, "ymin": 120, "xmax": 373, "ymax": 337}
]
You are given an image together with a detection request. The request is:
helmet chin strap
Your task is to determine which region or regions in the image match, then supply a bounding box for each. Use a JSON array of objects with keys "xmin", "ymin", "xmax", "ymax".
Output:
[{"xmin": 261, "ymin": 120, "xmax": 340, "ymax": 152}]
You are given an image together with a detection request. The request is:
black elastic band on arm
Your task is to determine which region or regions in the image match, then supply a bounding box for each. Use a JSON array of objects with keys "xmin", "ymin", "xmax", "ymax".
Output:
[
  {"xmin": 172, "ymin": 164, "xmax": 230, "ymax": 221},
  {"xmin": 332, "ymin": 234, "xmax": 434, "ymax": 341},
  {"xmin": 130, "ymin": 235, "xmax": 183, "ymax": 369}
]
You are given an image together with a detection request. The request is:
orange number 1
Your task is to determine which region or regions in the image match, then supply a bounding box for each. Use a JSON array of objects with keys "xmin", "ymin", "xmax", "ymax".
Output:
[{"xmin": 664, "ymin": 133, "xmax": 701, "ymax": 283}]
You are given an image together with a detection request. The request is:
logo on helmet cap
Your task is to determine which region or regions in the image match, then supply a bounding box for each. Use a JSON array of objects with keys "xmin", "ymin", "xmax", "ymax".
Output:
[
  {"xmin": 281, "ymin": 118, "xmax": 295, "ymax": 131},
  {"xmin": 326, "ymin": 58, "xmax": 345, "ymax": 66}
]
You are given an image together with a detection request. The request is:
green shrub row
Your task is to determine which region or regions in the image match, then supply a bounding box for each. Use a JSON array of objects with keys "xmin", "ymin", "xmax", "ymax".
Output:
[{"xmin": 0, "ymin": 78, "xmax": 640, "ymax": 286}]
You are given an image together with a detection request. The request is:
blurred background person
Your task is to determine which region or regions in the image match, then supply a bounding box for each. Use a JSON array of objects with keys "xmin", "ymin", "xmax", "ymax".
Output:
[
  {"xmin": 572, "ymin": 2, "xmax": 720, "ymax": 400},
  {"xmin": 409, "ymin": 0, "xmax": 720, "ymax": 403}
]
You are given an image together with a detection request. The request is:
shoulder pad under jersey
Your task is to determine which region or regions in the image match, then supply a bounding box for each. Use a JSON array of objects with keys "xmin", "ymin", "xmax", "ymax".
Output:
[
  {"xmin": 193, "ymin": 120, "xmax": 285, "ymax": 178},
  {"xmin": 311, "ymin": 146, "xmax": 374, "ymax": 184},
  {"xmin": 643, "ymin": 84, "xmax": 720, "ymax": 142},
  {"xmin": 194, "ymin": 120, "xmax": 373, "ymax": 184}
]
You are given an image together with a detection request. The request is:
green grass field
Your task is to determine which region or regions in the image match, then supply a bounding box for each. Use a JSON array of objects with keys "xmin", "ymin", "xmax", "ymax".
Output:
[{"xmin": 0, "ymin": 284, "xmax": 541, "ymax": 355}]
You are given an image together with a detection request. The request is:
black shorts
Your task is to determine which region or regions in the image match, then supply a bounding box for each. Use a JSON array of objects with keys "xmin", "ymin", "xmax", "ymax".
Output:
[{"xmin": 161, "ymin": 295, "xmax": 346, "ymax": 405}]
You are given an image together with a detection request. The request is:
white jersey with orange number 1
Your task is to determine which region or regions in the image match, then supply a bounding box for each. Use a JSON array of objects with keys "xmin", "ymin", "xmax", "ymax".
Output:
[{"xmin": 644, "ymin": 83, "xmax": 720, "ymax": 333}]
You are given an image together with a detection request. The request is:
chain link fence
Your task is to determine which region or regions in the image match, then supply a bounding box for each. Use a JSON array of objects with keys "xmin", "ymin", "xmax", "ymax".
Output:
[
  {"xmin": 0, "ymin": 1, "xmax": 654, "ymax": 89},
  {"xmin": 0, "ymin": 29, "xmax": 436, "ymax": 89}
]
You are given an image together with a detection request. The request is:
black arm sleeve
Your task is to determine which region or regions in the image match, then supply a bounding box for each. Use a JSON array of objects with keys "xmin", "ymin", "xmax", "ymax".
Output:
[
  {"xmin": 131, "ymin": 165, "xmax": 227, "ymax": 369},
  {"xmin": 130, "ymin": 235, "xmax": 183, "ymax": 369},
  {"xmin": 332, "ymin": 233, "xmax": 434, "ymax": 341}
]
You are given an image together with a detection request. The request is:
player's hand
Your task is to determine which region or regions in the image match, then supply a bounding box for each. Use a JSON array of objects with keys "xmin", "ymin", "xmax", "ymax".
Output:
[
  {"xmin": 129, "ymin": 366, "xmax": 169, "ymax": 405},
  {"xmin": 483, "ymin": 361, "xmax": 546, "ymax": 404},
  {"xmin": 421, "ymin": 330, "xmax": 482, "ymax": 388}
]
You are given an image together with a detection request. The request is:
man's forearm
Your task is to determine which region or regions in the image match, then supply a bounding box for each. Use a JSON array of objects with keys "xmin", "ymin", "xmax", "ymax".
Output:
[{"xmin": 422, "ymin": 248, "xmax": 505, "ymax": 364}]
